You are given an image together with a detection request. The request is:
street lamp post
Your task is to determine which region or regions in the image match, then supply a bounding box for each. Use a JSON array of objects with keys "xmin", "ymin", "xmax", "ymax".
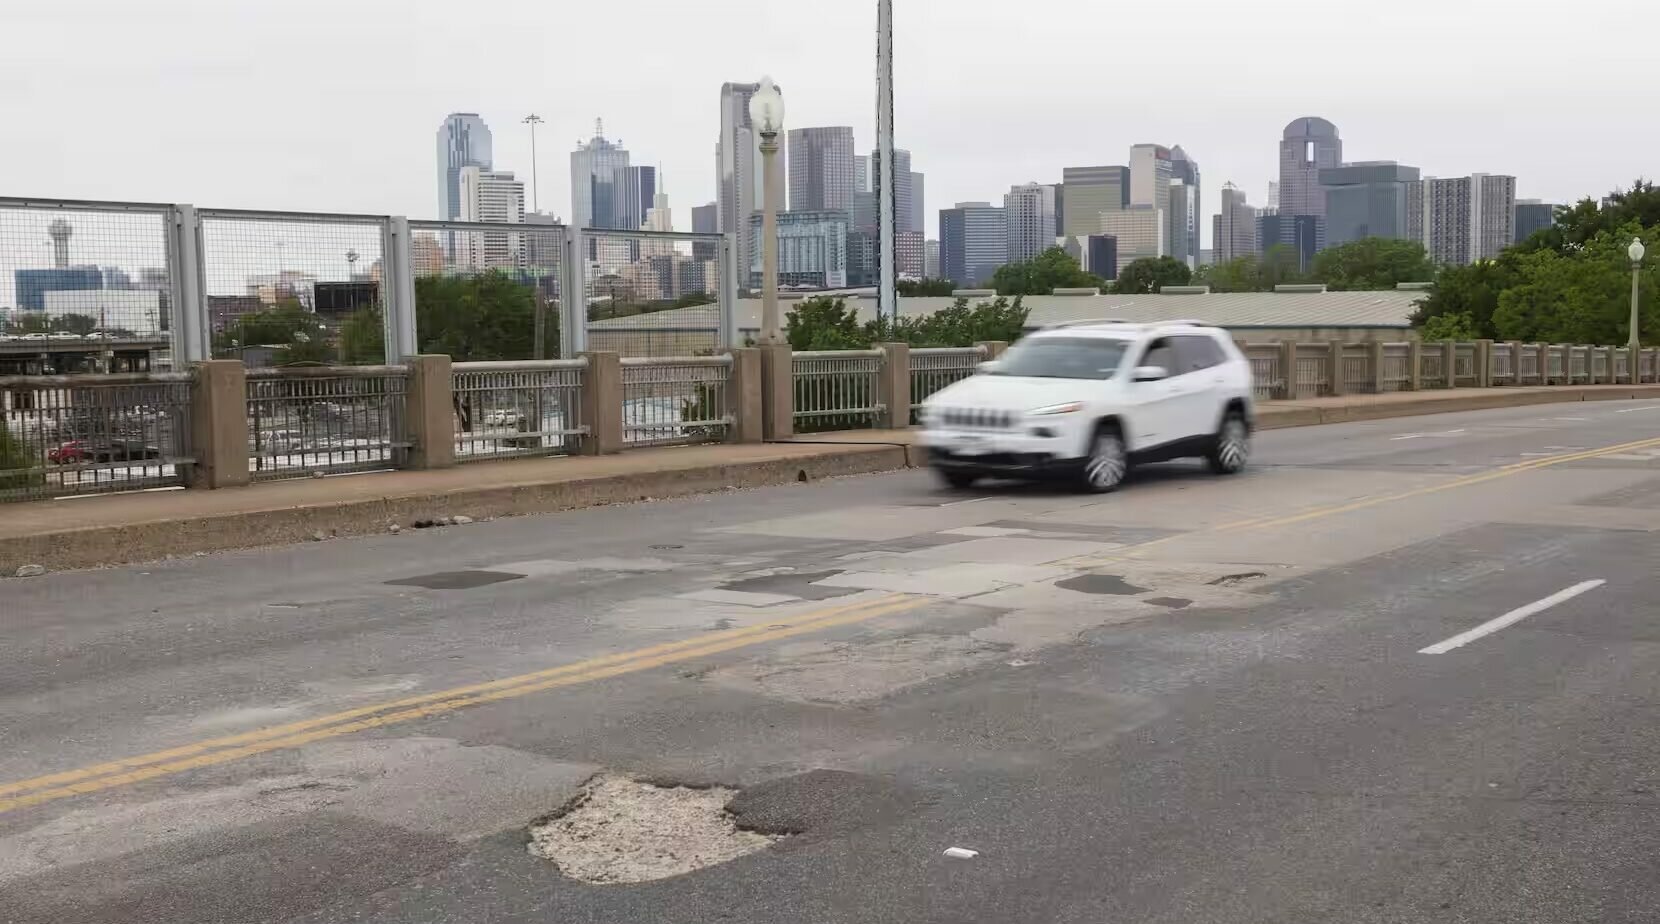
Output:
[
  {"xmin": 1629, "ymin": 237, "xmax": 1646, "ymax": 351},
  {"xmin": 523, "ymin": 114, "xmax": 545, "ymax": 213},
  {"xmin": 748, "ymin": 77, "xmax": 785, "ymax": 343}
]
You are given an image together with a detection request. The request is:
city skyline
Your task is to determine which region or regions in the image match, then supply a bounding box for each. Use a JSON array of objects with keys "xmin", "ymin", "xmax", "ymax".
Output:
[{"xmin": 4, "ymin": 0, "xmax": 1644, "ymax": 254}]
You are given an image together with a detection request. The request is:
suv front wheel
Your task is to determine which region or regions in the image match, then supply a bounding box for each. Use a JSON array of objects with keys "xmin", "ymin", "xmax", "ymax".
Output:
[
  {"xmin": 1208, "ymin": 410, "xmax": 1250, "ymax": 474},
  {"xmin": 1081, "ymin": 424, "xmax": 1128, "ymax": 493}
]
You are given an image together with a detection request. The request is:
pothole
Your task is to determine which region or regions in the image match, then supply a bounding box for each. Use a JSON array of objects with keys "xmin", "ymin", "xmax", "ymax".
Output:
[
  {"xmin": 527, "ymin": 775, "xmax": 778, "ymax": 884},
  {"xmin": 1207, "ymin": 571, "xmax": 1268, "ymax": 587},
  {"xmin": 1055, "ymin": 574, "xmax": 1149, "ymax": 595}
]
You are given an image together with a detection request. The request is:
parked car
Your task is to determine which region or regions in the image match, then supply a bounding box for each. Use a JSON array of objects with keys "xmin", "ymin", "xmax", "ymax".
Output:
[
  {"xmin": 48, "ymin": 439, "xmax": 161, "ymax": 464},
  {"xmin": 49, "ymin": 440, "xmax": 90, "ymax": 464},
  {"xmin": 918, "ymin": 320, "xmax": 1254, "ymax": 493},
  {"xmin": 485, "ymin": 409, "xmax": 525, "ymax": 428}
]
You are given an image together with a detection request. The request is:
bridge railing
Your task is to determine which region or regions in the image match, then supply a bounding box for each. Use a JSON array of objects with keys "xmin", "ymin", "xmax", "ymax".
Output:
[{"xmin": 7, "ymin": 337, "xmax": 1660, "ymax": 505}]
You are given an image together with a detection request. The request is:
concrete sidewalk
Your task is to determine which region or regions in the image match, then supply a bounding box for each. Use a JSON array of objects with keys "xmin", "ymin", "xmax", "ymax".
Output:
[{"xmin": 4, "ymin": 383, "xmax": 1659, "ymax": 573}]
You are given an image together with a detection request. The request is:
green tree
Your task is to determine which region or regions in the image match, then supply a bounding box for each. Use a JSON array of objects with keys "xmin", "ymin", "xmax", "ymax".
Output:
[
  {"xmin": 1491, "ymin": 226, "xmax": 1660, "ymax": 344},
  {"xmin": 1309, "ymin": 237, "xmax": 1434, "ymax": 291},
  {"xmin": 992, "ymin": 247, "xmax": 1104, "ymax": 295},
  {"xmin": 1257, "ymin": 244, "xmax": 1304, "ymax": 290},
  {"xmin": 1197, "ymin": 257, "xmax": 1264, "ymax": 293},
  {"xmin": 1519, "ymin": 179, "xmax": 1660, "ymax": 255},
  {"xmin": 784, "ymin": 297, "xmax": 866, "ymax": 351},
  {"xmin": 414, "ymin": 271, "xmax": 555, "ymax": 361},
  {"xmin": 3, "ymin": 313, "xmax": 54, "ymax": 334},
  {"xmin": 1420, "ymin": 311, "xmax": 1478, "ymax": 341},
  {"xmin": 0, "ymin": 424, "xmax": 43, "ymax": 492},
  {"xmin": 1111, "ymin": 256, "xmax": 1192, "ymax": 294},
  {"xmin": 49, "ymin": 313, "xmax": 99, "ymax": 335},
  {"xmin": 339, "ymin": 306, "xmax": 386, "ymax": 364},
  {"xmin": 1410, "ymin": 258, "xmax": 1517, "ymax": 340},
  {"xmin": 897, "ymin": 277, "xmax": 957, "ymax": 297}
]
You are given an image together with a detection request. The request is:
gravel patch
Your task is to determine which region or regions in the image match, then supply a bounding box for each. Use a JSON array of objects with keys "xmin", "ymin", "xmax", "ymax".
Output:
[{"xmin": 527, "ymin": 775, "xmax": 777, "ymax": 884}]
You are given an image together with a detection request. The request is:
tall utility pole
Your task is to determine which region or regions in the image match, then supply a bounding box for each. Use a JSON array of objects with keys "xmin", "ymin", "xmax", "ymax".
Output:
[
  {"xmin": 876, "ymin": 0, "xmax": 896, "ymax": 326},
  {"xmin": 523, "ymin": 114, "xmax": 545, "ymax": 213}
]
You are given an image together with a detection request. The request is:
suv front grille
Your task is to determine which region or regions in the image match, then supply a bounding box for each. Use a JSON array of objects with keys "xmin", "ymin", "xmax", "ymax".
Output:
[{"xmin": 939, "ymin": 408, "xmax": 1017, "ymax": 429}]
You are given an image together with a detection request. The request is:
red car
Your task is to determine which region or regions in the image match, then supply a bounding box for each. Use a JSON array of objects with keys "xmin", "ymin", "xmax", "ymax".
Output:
[{"xmin": 49, "ymin": 440, "xmax": 90, "ymax": 464}]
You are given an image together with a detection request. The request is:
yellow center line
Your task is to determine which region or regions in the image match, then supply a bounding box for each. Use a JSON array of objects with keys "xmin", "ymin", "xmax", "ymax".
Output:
[
  {"xmin": 0, "ymin": 595, "xmax": 927, "ymax": 815},
  {"xmin": 0, "ymin": 593, "xmax": 915, "ymax": 809},
  {"xmin": 1064, "ymin": 433, "xmax": 1660, "ymax": 567}
]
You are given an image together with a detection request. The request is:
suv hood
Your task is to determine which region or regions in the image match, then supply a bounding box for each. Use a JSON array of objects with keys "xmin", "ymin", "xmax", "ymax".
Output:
[{"xmin": 926, "ymin": 374, "xmax": 1106, "ymax": 411}]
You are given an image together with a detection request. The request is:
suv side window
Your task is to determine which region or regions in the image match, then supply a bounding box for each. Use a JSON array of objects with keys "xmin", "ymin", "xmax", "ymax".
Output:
[
  {"xmin": 1139, "ymin": 338, "xmax": 1176, "ymax": 373},
  {"xmin": 1171, "ymin": 335, "xmax": 1223, "ymax": 374}
]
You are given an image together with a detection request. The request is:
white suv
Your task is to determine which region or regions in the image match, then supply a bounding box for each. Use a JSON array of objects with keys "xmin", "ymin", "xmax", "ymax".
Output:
[{"xmin": 919, "ymin": 321, "xmax": 1254, "ymax": 492}]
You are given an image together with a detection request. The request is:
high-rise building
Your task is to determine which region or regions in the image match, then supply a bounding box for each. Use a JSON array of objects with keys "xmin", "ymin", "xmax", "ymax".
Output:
[
  {"xmin": 570, "ymin": 123, "xmax": 636, "ymax": 231},
  {"xmin": 691, "ymin": 201, "xmax": 719, "ymax": 262},
  {"xmin": 911, "ymin": 171, "xmax": 926, "ymax": 237},
  {"xmin": 436, "ymin": 113, "xmax": 493, "ymax": 221},
  {"xmin": 1213, "ymin": 182, "xmax": 1260, "ymax": 263},
  {"xmin": 747, "ymin": 210, "xmax": 849, "ymax": 289},
  {"xmin": 787, "ymin": 126, "xmax": 856, "ymax": 212},
  {"xmin": 718, "ymin": 82, "xmax": 766, "ymax": 280},
  {"xmin": 1087, "ymin": 235, "xmax": 1119, "ymax": 281},
  {"xmin": 1278, "ymin": 117, "xmax": 1342, "ymax": 228},
  {"xmin": 1167, "ymin": 179, "xmax": 1198, "ymax": 268},
  {"xmin": 1099, "ymin": 205, "xmax": 1166, "ymax": 275},
  {"xmin": 1050, "ymin": 182, "xmax": 1064, "ymax": 238},
  {"xmin": 1004, "ymin": 182, "xmax": 1057, "ymax": 263},
  {"xmin": 1407, "ymin": 173, "xmax": 1517, "ymax": 265},
  {"xmin": 896, "ymin": 231, "xmax": 925, "ymax": 278},
  {"xmin": 847, "ymin": 231, "xmax": 877, "ymax": 287},
  {"xmin": 626, "ymin": 165, "xmax": 657, "ymax": 228},
  {"xmin": 1169, "ymin": 146, "xmax": 1201, "ymax": 266},
  {"xmin": 940, "ymin": 202, "xmax": 1007, "ymax": 287},
  {"xmin": 1514, "ymin": 199, "xmax": 1557, "ymax": 243},
  {"xmin": 1267, "ymin": 181, "xmax": 1280, "ymax": 210},
  {"xmin": 457, "ymin": 166, "xmax": 525, "ymax": 268},
  {"xmin": 871, "ymin": 148, "xmax": 915, "ymax": 233},
  {"xmin": 924, "ymin": 239, "xmax": 941, "ymax": 278},
  {"xmin": 1256, "ymin": 211, "xmax": 1322, "ymax": 272},
  {"xmin": 1061, "ymin": 166, "xmax": 1130, "ymax": 238},
  {"xmin": 1129, "ymin": 144, "xmax": 1173, "ymax": 217},
  {"xmin": 1320, "ymin": 161, "xmax": 1421, "ymax": 246}
]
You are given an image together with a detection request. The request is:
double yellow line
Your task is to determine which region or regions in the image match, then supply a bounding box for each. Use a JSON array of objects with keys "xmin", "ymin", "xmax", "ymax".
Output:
[{"xmin": 0, "ymin": 593, "xmax": 923, "ymax": 815}]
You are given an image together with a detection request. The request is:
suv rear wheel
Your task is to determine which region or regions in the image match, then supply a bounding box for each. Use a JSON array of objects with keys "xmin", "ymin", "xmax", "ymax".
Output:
[
  {"xmin": 1081, "ymin": 424, "xmax": 1127, "ymax": 493},
  {"xmin": 1208, "ymin": 410, "xmax": 1250, "ymax": 474},
  {"xmin": 936, "ymin": 469, "xmax": 980, "ymax": 490}
]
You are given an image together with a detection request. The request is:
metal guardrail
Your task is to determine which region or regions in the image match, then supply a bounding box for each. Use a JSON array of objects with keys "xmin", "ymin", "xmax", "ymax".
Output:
[
  {"xmin": 621, "ymin": 354, "xmax": 733, "ymax": 447},
  {"xmin": 1381, "ymin": 343, "xmax": 1410, "ymax": 392},
  {"xmin": 1420, "ymin": 348, "xmax": 1446, "ymax": 388},
  {"xmin": 1569, "ymin": 345, "xmax": 1589, "ymax": 383},
  {"xmin": 910, "ymin": 347, "xmax": 985, "ymax": 412},
  {"xmin": 793, "ymin": 350, "xmax": 884, "ymax": 429},
  {"xmin": 1, "ymin": 372, "xmax": 194, "ymax": 502},
  {"xmin": 245, "ymin": 365, "xmax": 408, "ymax": 481},
  {"xmin": 1340, "ymin": 344, "xmax": 1370, "ymax": 394},
  {"xmin": 452, "ymin": 359, "xmax": 587, "ymax": 462},
  {"xmin": 1490, "ymin": 343, "xmax": 1514, "ymax": 383},
  {"xmin": 1518, "ymin": 344, "xmax": 1541, "ymax": 384},
  {"xmin": 1293, "ymin": 344, "xmax": 1330, "ymax": 398},
  {"xmin": 1453, "ymin": 343, "xmax": 1478, "ymax": 387},
  {"xmin": 1244, "ymin": 345, "xmax": 1280, "ymax": 401}
]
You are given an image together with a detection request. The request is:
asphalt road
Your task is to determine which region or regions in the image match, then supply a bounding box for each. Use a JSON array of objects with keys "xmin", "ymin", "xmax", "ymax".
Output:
[{"xmin": 4, "ymin": 400, "xmax": 1660, "ymax": 923}]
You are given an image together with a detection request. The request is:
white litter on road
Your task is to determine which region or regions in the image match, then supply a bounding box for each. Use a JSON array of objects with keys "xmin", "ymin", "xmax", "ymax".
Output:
[{"xmin": 943, "ymin": 847, "xmax": 980, "ymax": 859}]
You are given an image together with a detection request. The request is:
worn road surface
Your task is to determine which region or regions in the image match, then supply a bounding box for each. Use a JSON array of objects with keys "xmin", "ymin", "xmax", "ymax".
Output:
[{"xmin": 4, "ymin": 401, "xmax": 1660, "ymax": 923}]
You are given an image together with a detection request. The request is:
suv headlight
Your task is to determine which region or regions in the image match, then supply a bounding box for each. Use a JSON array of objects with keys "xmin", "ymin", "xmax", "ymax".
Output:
[{"xmin": 1027, "ymin": 402, "xmax": 1084, "ymax": 416}]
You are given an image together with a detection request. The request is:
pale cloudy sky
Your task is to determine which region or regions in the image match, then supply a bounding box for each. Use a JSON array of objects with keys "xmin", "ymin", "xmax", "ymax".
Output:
[{"xmin": 3, "ymin": 0, "xmax": 1653, "ymax": 245}]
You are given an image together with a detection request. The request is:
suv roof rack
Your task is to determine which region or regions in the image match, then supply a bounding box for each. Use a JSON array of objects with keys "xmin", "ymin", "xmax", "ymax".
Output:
[
  {"xmin": 1154, "ymin": 319, "xmax": 1209, "ymax": 327},
  {"xmin": 1041, "ymin": 317, "xmax": 1131, "ymax": 330}
]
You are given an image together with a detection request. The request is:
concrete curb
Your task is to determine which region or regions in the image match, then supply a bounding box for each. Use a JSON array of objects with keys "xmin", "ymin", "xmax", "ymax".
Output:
[
  {"xmin": 7, "ymin": 384, "xmax": 1660, "ymax": 574},
  {"xmin": 0, "ymin": 445, "xmax": 908, "ymax": 574}
]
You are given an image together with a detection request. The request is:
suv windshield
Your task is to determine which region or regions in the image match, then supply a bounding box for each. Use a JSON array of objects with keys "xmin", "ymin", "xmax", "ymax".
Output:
[{"xmin": 992, "ymin": 337, "xmax": 1130, "ymax": 380}]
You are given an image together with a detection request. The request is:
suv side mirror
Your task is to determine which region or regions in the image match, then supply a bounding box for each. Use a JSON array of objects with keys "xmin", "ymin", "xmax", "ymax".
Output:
[{"xmin": 1132, "ymin": 365, "xmax": 1170, "ymax": 382}]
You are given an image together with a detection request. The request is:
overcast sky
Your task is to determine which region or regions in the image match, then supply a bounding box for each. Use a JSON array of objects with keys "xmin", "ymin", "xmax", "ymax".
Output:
[{"xmin": 4, "ymin": 0, "xmax": 1653, "ymax": 247}]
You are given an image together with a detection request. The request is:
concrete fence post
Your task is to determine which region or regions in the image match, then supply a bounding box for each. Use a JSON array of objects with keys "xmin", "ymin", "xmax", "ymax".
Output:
[
  {"xmin": 188, "ymin": 359, "xmax": 249, "ymax": 489},
  {"xmin": 1538, "ymin": 343, "xmax": 1552, "ymax": 385},
  {"xmin": 1639, "ymin": 346, "xmax": 1652, "ymax": 384},
  {"xmin": 1603, "ymin": 345, "xmax": 1617, "ymax": 384},
  {"xmin": 1407, "ymin": 340, "xmax": 1423, "ymax": 391},
  {"xmin": 1510, "ymin": 341, "xmax": 1525, "ymax": 385},
  {"xmin": 758, "ymin": 343, "xmax": 794, "ymax": 441},
  {"xmin": 1369, "ymin": 340, "xmax": 1386, "ymax": 393},
  {"xmin": 975, "ymin": 340, "xmax": 1009, "ymax": 360},
  {"xmin": 1442, "ymin": 341, "xmax": 1457, "ymax": 389},
  {"xmin": 1277, "ymin": 340, "xmax": 1298, "ymax": 399},
  {"xmin": 1327, "ymin": 339, "xmax": 1346, "ymax": 397},
  {"xmin": 578, "ymin": 351, "xmax": 623, "ymax": 455},
  {"xmin": 402, "ymin": 354, "xmax": 455, "ymax": 470},
  {"xmin": 877, "ymin": 342, "xmax": 911, "ymax": 429},
  {"xmin": 727, "ymin": 347, "xmax": 763, "ymax": 444},
  {"xmin": 1476, "ymin": 340, "xmax": 1493, "ymax": 388}
]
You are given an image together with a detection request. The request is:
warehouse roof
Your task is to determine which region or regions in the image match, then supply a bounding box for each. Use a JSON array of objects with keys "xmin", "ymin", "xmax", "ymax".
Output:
[{"xmin": 588, "ymin": 287, "xmax": 1424, "ymax": 332}]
